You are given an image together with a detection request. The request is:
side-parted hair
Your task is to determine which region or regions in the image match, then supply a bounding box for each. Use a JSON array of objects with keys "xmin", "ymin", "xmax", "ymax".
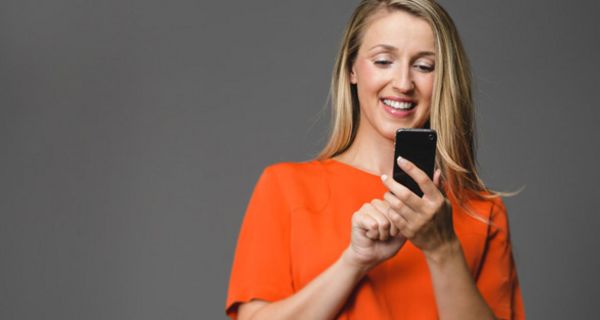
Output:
[{"xmin": 317, "ymin": 0, "xmax": 501, "ymax": 212}]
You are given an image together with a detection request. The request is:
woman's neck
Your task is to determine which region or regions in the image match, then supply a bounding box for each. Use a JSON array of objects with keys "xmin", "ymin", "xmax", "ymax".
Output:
[{"xmin": 333, "ymin": 122, "xmax": 395, "ymax": 177}]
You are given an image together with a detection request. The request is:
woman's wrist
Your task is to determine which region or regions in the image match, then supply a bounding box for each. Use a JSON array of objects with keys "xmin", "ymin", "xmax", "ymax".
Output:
[
  {"xmin": 340, "ymin": 247, "xmax": 373, "ymax": 276},
  {"xmin": 423, "ymin": 238, "xmax": 462, "ymax": 266}
]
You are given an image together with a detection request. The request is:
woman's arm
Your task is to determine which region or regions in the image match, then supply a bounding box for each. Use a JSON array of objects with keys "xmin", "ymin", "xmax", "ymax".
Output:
[
  {"xmin": 238, "ymin": 248, "xmax": 367, "ymax": 320},
  {"xmin": 424, "ymin": 240, "xmax": 496, "ymax": 320},
  {"xmin": 381, "ymin": 157, "xmax": 495, "ymax": 320},
  {"xmin": 238, "ymin": 199, "xmax": 407, "ymax": 320}
]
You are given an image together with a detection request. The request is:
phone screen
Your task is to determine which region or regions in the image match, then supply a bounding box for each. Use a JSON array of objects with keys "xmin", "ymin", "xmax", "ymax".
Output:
[{"xmin": 393, "ymin": 129, "xmax": 437, "ymax": 197}]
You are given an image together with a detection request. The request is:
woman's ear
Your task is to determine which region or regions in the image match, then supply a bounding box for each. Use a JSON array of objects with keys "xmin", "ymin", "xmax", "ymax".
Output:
[{"xmin": 350, "ymin": 65, "xmax": 357, "ymax": 84}]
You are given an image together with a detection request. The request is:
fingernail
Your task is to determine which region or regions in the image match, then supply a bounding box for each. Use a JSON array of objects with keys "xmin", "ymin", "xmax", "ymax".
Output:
[
  {"xmin": 381, "ymin": 174, "xmax": 388, "ymax": 181},
  {"xmin": 397, "ymin": 156, "xmax": 406, "ymax": 165}
]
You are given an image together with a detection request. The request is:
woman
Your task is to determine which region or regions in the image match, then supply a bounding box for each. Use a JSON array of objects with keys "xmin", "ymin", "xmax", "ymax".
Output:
[{"xmin": 226, "ymin": 0, "xmax": 524, "ymax": 319}]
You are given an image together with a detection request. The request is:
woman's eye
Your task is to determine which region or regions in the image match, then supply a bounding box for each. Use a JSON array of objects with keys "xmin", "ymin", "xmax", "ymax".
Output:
[
  {"xmin": 374, "ymin": 60, "xmax": 392, "ymax": 67},
  {"xmin": 414, "ymin": 63, "xmax": 434, "ymax": 72}
]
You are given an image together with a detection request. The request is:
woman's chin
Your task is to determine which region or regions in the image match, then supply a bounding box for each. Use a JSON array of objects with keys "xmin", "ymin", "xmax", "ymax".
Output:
[
  {"xmin": 377, "ymin": 126, "xmax": 398, "ymax": 141},
  {"xmin": 382, "ymin": 121, "xmax": 410, "ymax": 134}
]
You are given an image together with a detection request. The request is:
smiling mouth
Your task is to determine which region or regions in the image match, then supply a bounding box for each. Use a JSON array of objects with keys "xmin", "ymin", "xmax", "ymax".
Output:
[{"xmin": 382, "ymin": 99, "xmax": 416, "ymax": 111}]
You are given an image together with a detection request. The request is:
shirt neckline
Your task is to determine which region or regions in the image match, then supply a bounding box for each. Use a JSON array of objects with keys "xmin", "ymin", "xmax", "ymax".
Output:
[{"xmin": 322, "ymin": 158, "xmax": 383, "ymax": 179}]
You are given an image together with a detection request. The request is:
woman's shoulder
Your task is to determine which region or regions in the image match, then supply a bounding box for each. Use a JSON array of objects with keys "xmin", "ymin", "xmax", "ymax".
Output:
[
  {"xmin": 259, "ymin": 159, "xmax": 330, "ymax": 212},
  {"xmin": 261, "ymin": 159, "xmax": 328, "ymax": 189},
  {"xmin": 455, "ymin": 190, "xmax": 510, "ymax": 230},
  {"xmin": 263, "ymin": 159, "xmax": 325, "ymax": 178}
]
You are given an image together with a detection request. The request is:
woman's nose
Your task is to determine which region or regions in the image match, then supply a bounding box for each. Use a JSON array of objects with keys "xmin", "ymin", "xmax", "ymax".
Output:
[{"xmin": 393, "ymin": 67, "xmax": 415, "ymax": 93}]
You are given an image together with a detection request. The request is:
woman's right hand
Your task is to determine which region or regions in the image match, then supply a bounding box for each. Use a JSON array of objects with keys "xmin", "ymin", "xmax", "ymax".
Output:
[{"xmin": 343, "ymin": 199, "xmax": 407, "ymax": 272}]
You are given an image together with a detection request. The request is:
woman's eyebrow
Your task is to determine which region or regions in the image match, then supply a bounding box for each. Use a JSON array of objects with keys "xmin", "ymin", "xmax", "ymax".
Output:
[
  {"xmin": 368, "ymin": 44, "xmax": 397, "ymax": 51},
  {"xmin": 368, "ymin": 45, "xmax": 435, "ymax": 58},
  {"xmin": 415, "ymin": 51, "xmax": 435, "ymax": 58}
]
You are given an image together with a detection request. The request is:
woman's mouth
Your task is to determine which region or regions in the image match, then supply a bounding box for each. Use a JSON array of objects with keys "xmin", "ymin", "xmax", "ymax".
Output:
[
  {"xmin": 382, "ymin": 98, "xmax": 416, "ymax": 110},
  {"xmin": 381, "ymin": 98, "xmax": 416, "ymax": 117}
]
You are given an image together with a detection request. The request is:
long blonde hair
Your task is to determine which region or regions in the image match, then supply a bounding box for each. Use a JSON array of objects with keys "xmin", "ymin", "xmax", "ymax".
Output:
[{"xmin": 317, "ymin": 0, "xmax": 500, "ymax": 207}]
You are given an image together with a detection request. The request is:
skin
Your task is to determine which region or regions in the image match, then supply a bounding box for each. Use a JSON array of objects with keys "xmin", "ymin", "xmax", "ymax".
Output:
[
  {"xmin": 342, "ymin": 8, "xmax": 435, "ymax": 176},
  {"xmin": 237, "ymin": 9, "xmax": 497, "ymax": 320}
]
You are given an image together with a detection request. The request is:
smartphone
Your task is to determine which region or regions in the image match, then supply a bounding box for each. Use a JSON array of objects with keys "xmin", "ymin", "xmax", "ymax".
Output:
[{"xmin": 393, "ymin": 128, "xmax": 437, "ymax": 197}]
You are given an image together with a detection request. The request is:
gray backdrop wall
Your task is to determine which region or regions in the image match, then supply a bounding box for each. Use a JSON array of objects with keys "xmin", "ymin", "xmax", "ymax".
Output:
[{"xmin": 1, "ymin": 0, "xmax": 599, "ymax": 319}]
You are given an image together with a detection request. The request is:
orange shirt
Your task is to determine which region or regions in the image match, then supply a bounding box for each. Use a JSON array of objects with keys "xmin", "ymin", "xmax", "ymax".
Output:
[{"xmin": 226, "ymin": 159, "xmax": 525, "ymax": 319}]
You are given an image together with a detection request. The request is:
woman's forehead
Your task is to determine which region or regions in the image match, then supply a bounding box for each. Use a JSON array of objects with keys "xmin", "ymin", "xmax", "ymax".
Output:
[{"xmin": 359, "ymin": 9, "xmax": 434, "ymax": 53}]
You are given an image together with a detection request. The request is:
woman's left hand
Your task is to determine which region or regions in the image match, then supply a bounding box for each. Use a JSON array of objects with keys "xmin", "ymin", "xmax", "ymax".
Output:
[{"xmin": 381, "ymin": 156, "xmax": 456, "ymax": 256}]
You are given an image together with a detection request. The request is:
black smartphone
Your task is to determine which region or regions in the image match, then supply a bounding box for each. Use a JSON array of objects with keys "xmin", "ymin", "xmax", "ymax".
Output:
[{"xmin": 393, "ymin": 128, "xmax": 437, "ymax": 197}]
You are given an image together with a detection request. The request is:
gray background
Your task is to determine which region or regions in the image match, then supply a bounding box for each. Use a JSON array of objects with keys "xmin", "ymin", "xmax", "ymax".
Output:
[{"xmin": 1, "ymin": 0, "xmax": 599, "ymax": 319}]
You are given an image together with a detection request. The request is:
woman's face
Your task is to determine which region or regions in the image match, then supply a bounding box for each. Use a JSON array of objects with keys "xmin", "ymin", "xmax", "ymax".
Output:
[{"xmin": 350, "ymin": 9, "xmax": 435, "ymax": 140}]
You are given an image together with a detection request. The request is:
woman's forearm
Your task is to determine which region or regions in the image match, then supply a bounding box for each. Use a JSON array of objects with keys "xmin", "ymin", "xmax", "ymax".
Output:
[
  {"xmin": 248, "ymin": 248, "xmax": 368, "ymax": 320},
  {"xmin": 425, "ymin": 240, "xmax": 496, "ymax": 320}
]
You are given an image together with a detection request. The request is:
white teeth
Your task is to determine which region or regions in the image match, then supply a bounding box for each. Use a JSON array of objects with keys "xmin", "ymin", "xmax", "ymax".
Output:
[{"xmin": 383, "ymin": 99, "xmax": 415, "ymax": 110}]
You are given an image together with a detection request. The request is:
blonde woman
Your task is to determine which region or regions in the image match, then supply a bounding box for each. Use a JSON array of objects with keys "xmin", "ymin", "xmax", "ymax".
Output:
[{"xmin": 226, "ymin": 0, "xmax": 524, "ymax": 319}]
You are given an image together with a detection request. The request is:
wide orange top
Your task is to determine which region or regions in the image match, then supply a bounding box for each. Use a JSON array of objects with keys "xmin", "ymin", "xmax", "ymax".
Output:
[{"xmin": 226, "ymin": 159, "xmax": 525, "ymax": 319}]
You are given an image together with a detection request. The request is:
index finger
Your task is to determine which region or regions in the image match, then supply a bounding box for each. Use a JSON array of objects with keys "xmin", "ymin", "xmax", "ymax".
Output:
[
  {"xmin": 371, "ymin": 199, "xmax": 400, "ymax": 237},
  {"xmin": 396, "ymin": 156, "xmax": 439, "ymax": 198}
]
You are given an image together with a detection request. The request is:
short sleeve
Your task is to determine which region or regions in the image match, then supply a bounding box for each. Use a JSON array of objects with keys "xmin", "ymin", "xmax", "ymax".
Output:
[
  {"xmin": 476, "ymin": 198, "xmax": 525, "ymax": 319},
  {"xmin": 225, "ymin": 166, "xmax": 293, "ymax": 319}
]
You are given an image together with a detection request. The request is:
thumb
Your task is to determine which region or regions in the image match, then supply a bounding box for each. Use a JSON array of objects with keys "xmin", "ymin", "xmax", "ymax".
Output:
[{"xmin": 433, "ymin": 169, "xmax": 442, "ymax": 188}]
